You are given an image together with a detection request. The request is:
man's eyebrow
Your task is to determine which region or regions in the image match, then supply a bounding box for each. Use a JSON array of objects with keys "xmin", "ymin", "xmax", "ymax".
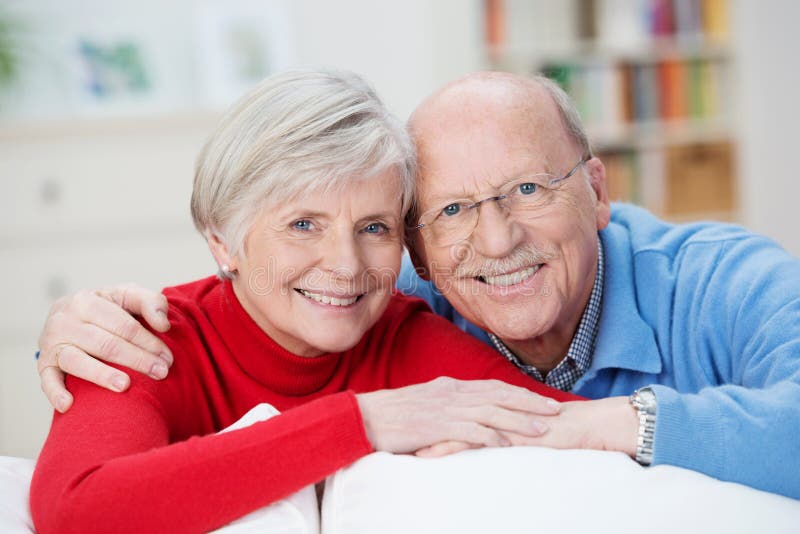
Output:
[{"xmin": 421, "ymin": 190, "xmax": 471, "ymax": 209}]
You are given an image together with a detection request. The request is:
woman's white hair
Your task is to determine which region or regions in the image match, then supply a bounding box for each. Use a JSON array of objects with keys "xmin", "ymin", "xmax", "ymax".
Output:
[{"xmin": 191, "ymin": 69, "xmax": 416, "ymax": 277}]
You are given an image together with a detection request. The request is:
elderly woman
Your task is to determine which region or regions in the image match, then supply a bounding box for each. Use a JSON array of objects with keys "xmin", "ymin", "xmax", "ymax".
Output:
[{"xmin": 30, "ymin": 70, "xmax": 577, "ymax": 533}]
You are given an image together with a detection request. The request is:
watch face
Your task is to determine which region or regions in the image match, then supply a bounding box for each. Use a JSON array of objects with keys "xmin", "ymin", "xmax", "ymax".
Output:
[{"xmin": 637, "ymin": 388, "xmax": 657, "ymax": 407}]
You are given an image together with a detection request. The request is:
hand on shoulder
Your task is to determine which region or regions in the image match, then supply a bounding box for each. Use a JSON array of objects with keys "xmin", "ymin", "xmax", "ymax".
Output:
[{"xmin": 37, "ymin": 283, "xmax": 173, "ymax": 412}]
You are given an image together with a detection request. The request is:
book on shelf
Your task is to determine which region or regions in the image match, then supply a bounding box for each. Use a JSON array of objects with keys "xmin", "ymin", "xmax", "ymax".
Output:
[
  {"xmin": 597, "ymin": 0, "xmax": 729, "ymax": 44},
  {"xmin": 484, "ymin": 0, "xmax": 736, "ymax": 222},
  {"xmin": 485, "ymin": 0, "xmax": 505, "ymax": 55},
  {"xmin": 541, "ymin": 58, "xmax": 727, "ymax": 132},
  {"xmin": 486, "ymin": 0, "xmax": 730, "ymax": 51},
  {"xmin": 599, "ymin": 142, "xmax": 734, "ymax": 218}
]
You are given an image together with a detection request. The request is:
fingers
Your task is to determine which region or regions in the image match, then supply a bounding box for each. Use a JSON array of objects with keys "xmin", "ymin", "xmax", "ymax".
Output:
[
  {"xmin": 415, "ymin": 441, "xmax": 477, "ymax": 458},
  {"xmin": 36, "ymin": 286, "xmax": 173, "ymax": 407},
  {"xmin": 101, "ymin": 284, "xmax": 170, "ymax": 333},
  {"xmin": 40, "ymin": 289, "xmax": 173, "ymax": 370},
  {"xmin": 54, "ymin": 342, "xmax": 134, "ymax": 390},
  {"xmin": 82, "ymin": 291, "xmax": 173, "ymax": 363},
  {"xmin": 357, "ymin": 378, "xmax": 558, "ymax": 454},
  {"xmin": 457, "ymin": 422, "xmax": 512, "ymax": 448},
  {"xmin": 37, "ymin": 343, "xmax": 133, "ymax": 405},
  {"xmin": 468, "ymin": 405, "xmax": 549, "ymax": 438},
  {"xmin": 69, "ymin": 322, "xmax": 170, "ymax": 380},
  {"xmin": 39, "ymin": 366, "xmax": 73, "ymax": 413},
  {"xmin": 496, "ymin": 430, "xmax": 544, "ymax": 448},
  {"xmin": 447, "ymin": 378, "xmax": 562, "ymax": 415}
]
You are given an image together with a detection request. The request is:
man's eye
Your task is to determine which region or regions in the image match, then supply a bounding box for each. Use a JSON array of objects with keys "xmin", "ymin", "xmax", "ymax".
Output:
[
  {"xmin": 364, "ymin": 222, "xmax": 388, "ymax": 234},
  {"xmin": 292, "ymin": 219, "xmax": 312, "ymax": 231},
  {"xmin": 442, "ymin": 203, "xmax": 461, "ymax": 217},
  {"xmin": 518, "ymin": 182, "xmax": 538, "ymax": 195}
]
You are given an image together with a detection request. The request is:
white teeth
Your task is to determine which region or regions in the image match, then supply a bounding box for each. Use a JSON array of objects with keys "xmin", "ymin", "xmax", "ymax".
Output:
[
  {"xmin": 481, "ymin": 265, "xmax": 540, "ymax": 287},
  {"xmin": 299, "ymin": 289, "xmax": 359, "ymax": 307}
]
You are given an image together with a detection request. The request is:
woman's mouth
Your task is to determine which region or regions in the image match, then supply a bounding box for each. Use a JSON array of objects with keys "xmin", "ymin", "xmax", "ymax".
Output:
[{"xmin": 294, "ymin": 288, "xmax": 364, "ymax": 307}]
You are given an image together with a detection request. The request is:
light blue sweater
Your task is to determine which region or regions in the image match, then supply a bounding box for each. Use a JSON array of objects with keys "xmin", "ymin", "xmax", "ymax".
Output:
[{"xmin": 398, "ymin": 203, "xmax": 800, "ymax": 499}]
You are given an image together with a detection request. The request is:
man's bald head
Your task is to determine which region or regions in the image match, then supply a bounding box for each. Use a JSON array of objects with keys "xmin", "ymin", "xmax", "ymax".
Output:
[{"xmin": 409, "ymin": 72, "xmax": 591, "ymax": 175}]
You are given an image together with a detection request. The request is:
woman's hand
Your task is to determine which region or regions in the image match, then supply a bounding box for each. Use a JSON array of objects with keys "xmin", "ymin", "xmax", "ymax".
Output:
[
  {"xmin": 356, "ymin": 376, "xmax": 561, "ymax": 454},
  {"xmin": 37, "ymin": 284, "xmax": 173, "ymax": 413},
  {"xmin": 415, "ymin": 397, "xmax": 639, "ymax": 459}
]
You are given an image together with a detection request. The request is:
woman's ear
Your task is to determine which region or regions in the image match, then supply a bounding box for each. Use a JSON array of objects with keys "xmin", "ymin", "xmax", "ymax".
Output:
[{"xmin": 206, "ymin": 231, "xmax": 237, "ymax": 275}]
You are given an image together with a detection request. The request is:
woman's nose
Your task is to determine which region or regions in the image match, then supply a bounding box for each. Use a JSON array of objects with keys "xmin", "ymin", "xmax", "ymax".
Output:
[{"xmin": 320, "ymin": 232, "xmax": 364, "ymax": 283}]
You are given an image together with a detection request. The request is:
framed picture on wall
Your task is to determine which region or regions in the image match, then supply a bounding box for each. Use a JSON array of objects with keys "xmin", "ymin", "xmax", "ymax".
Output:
[{"xmin": 194, "ymin": 0, "xmax": 294, "ymax": 110}]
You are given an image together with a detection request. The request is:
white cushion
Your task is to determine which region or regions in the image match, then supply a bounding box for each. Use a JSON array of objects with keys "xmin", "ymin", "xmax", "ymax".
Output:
[
  {"xmin": 0, "ymin": 456, "xmax": 36, "ymax": 534},
  {"xmin": 213, "ymin": 403, "xmax": 319, "ymax": 533},
  {"xmin": 0, "ymin": 404, "xmax": 318, "ymax": 534},
  {"xmin": 322, "ymin": 447, "xmax": 800, "ymax": 534}
]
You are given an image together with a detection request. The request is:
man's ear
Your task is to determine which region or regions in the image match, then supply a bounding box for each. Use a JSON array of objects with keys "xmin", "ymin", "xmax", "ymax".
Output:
[
  {"xmin": 206, "ymin": 230, "xmax": 237, "ymax": 273},
  {"xmin": 585, "ymin": 157, "xmax": 611, "ymax": 231}
]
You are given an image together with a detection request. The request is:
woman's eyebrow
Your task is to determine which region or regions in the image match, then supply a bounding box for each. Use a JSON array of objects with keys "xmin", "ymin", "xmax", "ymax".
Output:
[
  {"xmin": 359, "ymin": 211, "xmax": 399, "ymax": 221},
  {"xmin": 278, "ymin": 209, "xmax": 331, "ymax": 219}
]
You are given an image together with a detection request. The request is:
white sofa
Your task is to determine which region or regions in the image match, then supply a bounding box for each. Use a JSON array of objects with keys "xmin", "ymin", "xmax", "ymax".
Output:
[{"xmin": 5, "ymin": 404, "xmax": 798, "ymax": 533}]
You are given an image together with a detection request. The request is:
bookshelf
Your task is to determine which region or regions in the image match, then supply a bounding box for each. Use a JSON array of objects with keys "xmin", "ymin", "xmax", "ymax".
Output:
[{"xmin": 484, "ymin": 0, "xmax": 737, "ymax": 221}]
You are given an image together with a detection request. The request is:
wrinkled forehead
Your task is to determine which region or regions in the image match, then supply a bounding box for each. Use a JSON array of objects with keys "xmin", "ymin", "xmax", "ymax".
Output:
[
  {"xmin": 414, "ymin": 127, "xmax": 576, "ymax": 208},
  {"xmin": 413, "ymin": 97, "xmax": 576, "ymax": 201},
  {"xmin": 269, "ymin": 167, "xmax": 405, "ymax": 218}
]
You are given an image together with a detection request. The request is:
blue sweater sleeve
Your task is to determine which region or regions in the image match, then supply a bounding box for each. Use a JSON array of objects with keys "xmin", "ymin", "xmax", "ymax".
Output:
[{"xmin": 651, "ymin": 235, "xmax": 800, "ymax": 498}]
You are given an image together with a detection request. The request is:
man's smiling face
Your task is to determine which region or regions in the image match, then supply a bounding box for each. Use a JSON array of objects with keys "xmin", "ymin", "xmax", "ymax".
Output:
[{"xmin": 408, "ymin": 74, "xmax": 610, "ymax": 355}]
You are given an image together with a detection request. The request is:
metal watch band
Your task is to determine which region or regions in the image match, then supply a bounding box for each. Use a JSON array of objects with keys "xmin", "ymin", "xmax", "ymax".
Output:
[{"xmin": 630, "ymin": 386, "xmax": 657, "ymax": 466}]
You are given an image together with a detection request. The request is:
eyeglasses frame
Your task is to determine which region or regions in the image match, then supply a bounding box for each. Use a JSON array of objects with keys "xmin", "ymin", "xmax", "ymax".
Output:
[{"xmin": 411, "ymin": 153, "xmax": 592, "ymax": 234}]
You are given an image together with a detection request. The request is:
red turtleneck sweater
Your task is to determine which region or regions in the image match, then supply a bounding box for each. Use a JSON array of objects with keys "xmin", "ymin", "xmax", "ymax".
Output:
[{"xmin": 31, "ymin": 276, "xmax": 579, "ymax": 533}]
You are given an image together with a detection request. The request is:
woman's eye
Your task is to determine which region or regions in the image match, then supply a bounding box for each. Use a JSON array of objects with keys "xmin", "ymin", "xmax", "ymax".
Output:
[
  {"xmin": 518, "ymin": 182, "xmax": 538, "ymax": 195},
  {"xmin": 364, "ymin": 222, "xmax": 389, "ymax": 234},
  {"xmin": 442, "ymin": 203, "xmax": 461, "ymax": 217},
  {"xmin": 292, "ymin": 219, "xmax": 313, "ymax": 231}
]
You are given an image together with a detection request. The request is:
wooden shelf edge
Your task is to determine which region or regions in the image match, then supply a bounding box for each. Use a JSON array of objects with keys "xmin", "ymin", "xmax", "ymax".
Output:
[{"xmin": 0, "ymin": 110, "xmax": 224, "ymax": 141}]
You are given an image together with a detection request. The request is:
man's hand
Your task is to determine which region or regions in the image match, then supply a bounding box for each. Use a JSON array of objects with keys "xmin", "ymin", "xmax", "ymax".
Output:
[
  {"xmin": 357, "ymin": 377, "xmax": 561, "ymax": 454},
  {"xmin": 37, "ymin": 284, "xmax": 173, "ymax": 413},
  {"xmin": 415, "ymin": 396, "xmax": 638, "ymax": 459}
]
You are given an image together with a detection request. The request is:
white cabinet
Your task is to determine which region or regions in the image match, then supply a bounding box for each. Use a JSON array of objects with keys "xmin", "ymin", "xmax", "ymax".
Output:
[
  {"xmin": 0, "ymin": 114, "xmax": 219, "ymax": 457},
  {"xmin": 0, "ymin": 234, "xmax": 214, "ymax": 345},
  {"xmin": 0, "ymin": 344, "xmax": 53, "ymax": 458}
]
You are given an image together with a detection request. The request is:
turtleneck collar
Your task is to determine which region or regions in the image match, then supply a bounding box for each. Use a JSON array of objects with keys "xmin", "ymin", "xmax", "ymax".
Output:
[{"xmin": 201, "ymin": 279, "xmax": 344, "ymax": 396}]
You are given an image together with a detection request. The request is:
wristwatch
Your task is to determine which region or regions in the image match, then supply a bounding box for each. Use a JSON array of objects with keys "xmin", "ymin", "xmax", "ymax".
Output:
[{"xmin": 629, "ymin": 386, "xmax": 657, "ymax": 466}]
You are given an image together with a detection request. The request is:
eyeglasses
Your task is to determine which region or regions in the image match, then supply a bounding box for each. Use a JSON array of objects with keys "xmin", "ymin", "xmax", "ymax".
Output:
[{"xmin": 411, "ymin": 155, "xmax": 591, "ymax": 247}]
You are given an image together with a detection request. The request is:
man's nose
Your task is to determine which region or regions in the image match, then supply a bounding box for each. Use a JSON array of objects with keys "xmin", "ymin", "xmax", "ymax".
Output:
[{"xmin": 469, "ymin": 200, "xmax": 524, "ymax": 259}]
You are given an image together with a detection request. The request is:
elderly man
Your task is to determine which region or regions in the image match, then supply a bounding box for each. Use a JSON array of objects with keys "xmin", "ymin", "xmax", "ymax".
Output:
[{"xmin": 36, "ymin": 72, "xmax": 800, "ymax": 499}]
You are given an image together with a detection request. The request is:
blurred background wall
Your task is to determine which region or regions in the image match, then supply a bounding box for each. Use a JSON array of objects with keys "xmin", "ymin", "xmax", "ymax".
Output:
[{"xmin": 0, "ymin": 0, "xmax": 797, "ymax": 457}]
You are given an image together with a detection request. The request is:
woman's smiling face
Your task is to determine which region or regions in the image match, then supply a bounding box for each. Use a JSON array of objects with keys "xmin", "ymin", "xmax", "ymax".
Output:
[{"xmin": 229, "ymin": 168, "xmax": 404, "ymax": 357}]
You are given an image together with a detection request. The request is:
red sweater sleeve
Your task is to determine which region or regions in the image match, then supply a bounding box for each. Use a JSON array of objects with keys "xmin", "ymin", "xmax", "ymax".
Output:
[
  {"xmin": 386, "ymin": 302, "xmax": 583, "ymax": 402},
  {"xmin": 30, "ymin": 381, "xmax": 371, "ymax": 534}
]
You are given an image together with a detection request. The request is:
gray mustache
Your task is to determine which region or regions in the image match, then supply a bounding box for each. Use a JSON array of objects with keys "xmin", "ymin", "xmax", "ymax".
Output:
[{"xmin": 455, "ymin": 244, "xmax": 557, "ymax": 278}]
